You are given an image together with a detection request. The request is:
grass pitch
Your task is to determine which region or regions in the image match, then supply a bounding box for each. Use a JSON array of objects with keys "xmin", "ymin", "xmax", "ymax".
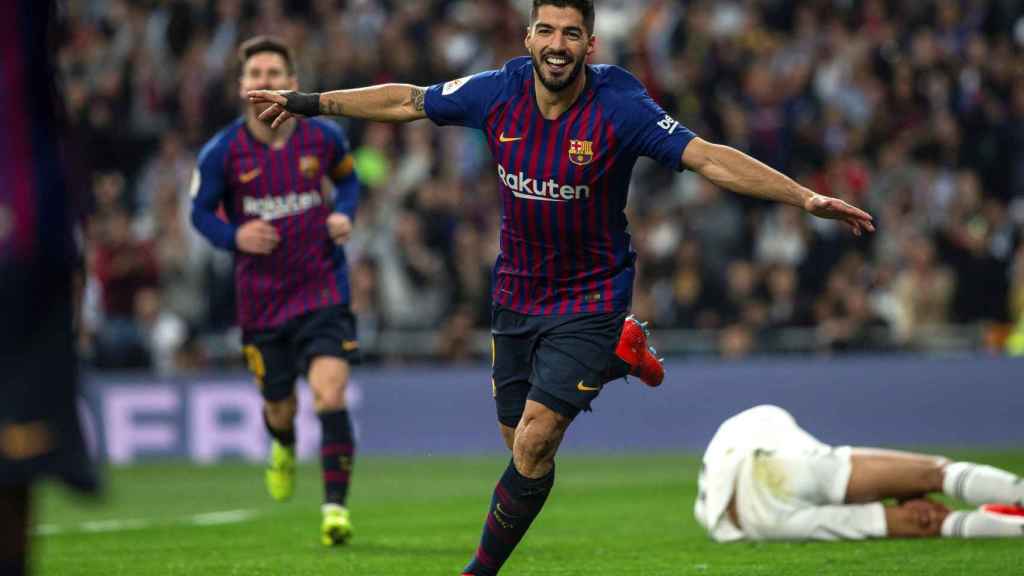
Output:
[{"xmin": 34, "ymin": 452, "xmax": 1024, "ymax": 575}]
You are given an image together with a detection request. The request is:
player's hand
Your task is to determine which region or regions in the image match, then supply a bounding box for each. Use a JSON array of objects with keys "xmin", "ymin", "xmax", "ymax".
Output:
[
  {"xmin": 247, "ymin": 90, "xmax": 300, "ymax": 129},
  {"xmin": 326, "ymin": 213, "xmax": 353, "ymax": 245},
  {"xmin": 900, "ymin": 498, "xmax": 950, "ymax": 531},
  {"xmin": 235, "ymin": 219, "xmax": 280, "ymax": 255},
  {"xmin": 804, "ymin": 193, "xmax": 875, "ymax": 236}
]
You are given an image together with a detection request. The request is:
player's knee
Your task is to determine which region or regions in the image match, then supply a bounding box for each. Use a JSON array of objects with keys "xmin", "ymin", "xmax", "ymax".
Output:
[
  {"xmin": 514, "ymin": 431, "xmax": 553, "ymax": 467},
  {"xmin": 265, "ymin": 396, "xmax": 297, "ymax": 425},
  {"xmin": 513, "ymin": 417, "xmax": 562, "ymax": 468},
  {"xmin": 312, "ymin": 380, "xmax": 346, "ymax": 410},
  {"xmin": 308, "ymin": 357, "xmax": 349, "ymax": 410}
]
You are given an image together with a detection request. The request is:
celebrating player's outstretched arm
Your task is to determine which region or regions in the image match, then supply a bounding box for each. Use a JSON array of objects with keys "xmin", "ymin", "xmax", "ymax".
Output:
[
  {"xmin": 681, "ymin": 137, "xmax": 875, "ymax": 236},
  {"xmin": 248, "ymin": 84, "xmax": 428, "ymax": 128},
  {"xmin": 250, "ymin": 85, "xmax": 875, "ymax": 240}
]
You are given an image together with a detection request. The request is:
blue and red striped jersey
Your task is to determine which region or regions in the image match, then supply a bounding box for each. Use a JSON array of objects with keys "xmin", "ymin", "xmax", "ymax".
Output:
[
  {"xmin": 424, "ymin": 57, "xmax": 696, "ymax": 315},
  {"xmin": 190, "ymin": 118, "xmax": 359, "ymax": 331},
  {"xmin": 0, "ymin": 0, "xmax": 74, "ymax": 268}
]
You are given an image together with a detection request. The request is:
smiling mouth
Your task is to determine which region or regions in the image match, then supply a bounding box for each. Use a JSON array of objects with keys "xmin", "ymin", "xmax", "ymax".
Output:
[{"xmin": 543, "ymin": 53, "xmax": 572, "ymax": 73}]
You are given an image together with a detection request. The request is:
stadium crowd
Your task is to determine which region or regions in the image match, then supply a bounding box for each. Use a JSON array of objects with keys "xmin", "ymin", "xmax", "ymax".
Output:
[{"xmin": 58, "ymin": 0, "xmax": 1024, "ymax": 371}]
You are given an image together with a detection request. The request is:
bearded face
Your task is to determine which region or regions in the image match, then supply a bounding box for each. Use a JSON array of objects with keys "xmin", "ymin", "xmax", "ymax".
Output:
[{"xmin": 525, "ymin": 5, "xmax": 595, "ymax": 93}]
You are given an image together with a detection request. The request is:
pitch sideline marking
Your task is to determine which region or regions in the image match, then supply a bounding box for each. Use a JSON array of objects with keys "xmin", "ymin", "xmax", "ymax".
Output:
[{"xmin": 34, "ymin": 508, "xmax": 260, "ymax": 536}]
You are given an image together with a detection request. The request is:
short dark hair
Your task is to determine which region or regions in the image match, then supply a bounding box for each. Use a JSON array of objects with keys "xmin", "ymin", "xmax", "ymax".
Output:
[
  {"xmin": 532, "ymin": 0, "xmax": 595, "ymax": 35},
  {"xmin": 238, "ymin": 36, "xmax": 294, "ymax": 75}
]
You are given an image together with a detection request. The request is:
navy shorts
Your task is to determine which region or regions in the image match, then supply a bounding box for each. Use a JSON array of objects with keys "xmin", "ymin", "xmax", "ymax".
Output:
[
  {"xmin": 491, "ymin": 305, "xmax": 630, "ymax": 427},
  {"xmin": 1, "ymin": 271, "xmax": 97, "ymax": 492},
  {"xmin": 242, "ymin": 305, "xmax": 359, "ymax": 402}
]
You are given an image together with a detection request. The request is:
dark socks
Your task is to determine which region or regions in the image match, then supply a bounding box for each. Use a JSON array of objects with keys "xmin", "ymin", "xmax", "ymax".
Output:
[
  {"xmin": 0, "ymin": 484, "xmax": 29, "ymax": 576},
  {"xmin": 462, "ymin": 459, "xmax": 555, "ymax": 576},
  {"xmin": 318, "ymin": 409, "xmax": 355, "ymax": 506},
  {"xmin": 262, "ymin": 410, "xmax": 295, "ymax": 447}
]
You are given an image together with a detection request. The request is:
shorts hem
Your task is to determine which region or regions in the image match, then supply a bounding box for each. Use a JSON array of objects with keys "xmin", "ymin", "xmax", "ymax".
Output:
[
  {"xmin": 828, "ymin": 445, "xmax": 854, "ymax": 504},
  {"xmin": 527, "ymin": 387, "xmax": 581, "ymax": 420}
]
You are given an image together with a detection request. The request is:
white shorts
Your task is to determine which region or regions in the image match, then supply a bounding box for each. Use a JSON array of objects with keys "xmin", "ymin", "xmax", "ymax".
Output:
[{"xmin": 730, "ymin": 417, "xmax": 887, "ymax": 540}]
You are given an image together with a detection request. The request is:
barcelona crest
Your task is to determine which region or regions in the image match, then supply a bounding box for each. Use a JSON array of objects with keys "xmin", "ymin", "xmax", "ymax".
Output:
[
  {"xmin": 299, "ymin": 155, "xmax": 320, "ymax": 178},
  {"xmin": 568, "ymin": 139, "xmax": 594, "ymax": 166}
]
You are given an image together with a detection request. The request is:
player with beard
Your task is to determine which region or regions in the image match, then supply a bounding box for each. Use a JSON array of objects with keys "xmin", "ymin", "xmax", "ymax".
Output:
[
  {"xmin": 248, "ymin": 1, "xmax": 874, "ymax": 572},
  {"xmin": 190, "ymin": 36, "xmax": 361, "ymax": 546}
]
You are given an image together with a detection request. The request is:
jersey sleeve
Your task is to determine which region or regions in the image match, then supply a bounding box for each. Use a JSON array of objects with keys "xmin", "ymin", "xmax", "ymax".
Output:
[
  {"xmin": 316, "ymin": 120, "xmax": 360, "ymax": 221},
  {"xmin": 423, "ymin": 68, "xmax": 505, "ymax": 129},
  {"xmin": 608, "ymin": 66, "xmax": 696, "ymax": 171},
  {"xmin": 189, "ymin": 132, "xmax": 238, "ymax": 251}
]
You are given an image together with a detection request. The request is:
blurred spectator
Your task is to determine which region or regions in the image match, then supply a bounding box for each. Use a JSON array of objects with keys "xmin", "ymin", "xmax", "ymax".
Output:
[
  {"xmin": 892, "ymin": 235, "xmax": 955, "ymax": 343},
  {"xmin": 436, "ymin": 305, "xmax": 482, "ymax": 363},
  {"xmin": 91, "ymin": 210, "xmax": 159, "ymax": 368},
  {"xmin": 667, "ymin": 239, "xmax": 721, "ymax": 329},
  {"xmin": 938, "ymin": 171, "xmax": 1014, "ymax": 323},
  {"xmin": 764, "ymin": 264, "xmax": 807, "ymax": 330},
  {"xmin": 372, "ymin": 210, "xmax": 449, "ymax": 329},
  {"xmin": 134, "ymin": 287, "xmax": 187, "ymax": 375}
]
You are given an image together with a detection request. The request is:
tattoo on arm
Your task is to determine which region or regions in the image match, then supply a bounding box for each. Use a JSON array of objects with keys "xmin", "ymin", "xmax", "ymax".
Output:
[
  {"xmin": 411, "ymin": 87, "xmax": 425, "ymax": 112},
  {"xmin": 322, "ymin": 98, "xmax": 344, "ymax": 116}
]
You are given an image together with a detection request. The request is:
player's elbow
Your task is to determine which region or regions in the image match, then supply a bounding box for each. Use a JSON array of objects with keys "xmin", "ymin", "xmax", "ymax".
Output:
[
  {"xmin": 189, "ymin": 203, "xmax": 217, "ymax": 236},
  {"xmin": 683, "ymin": 138, "xmax": 725, "ymax": 179},
  {"xmin": 396, "ymin": 84, "xmax": 428, "ymax": 122}
]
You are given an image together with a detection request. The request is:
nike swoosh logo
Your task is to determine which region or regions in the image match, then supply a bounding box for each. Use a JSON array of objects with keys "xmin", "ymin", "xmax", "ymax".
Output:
[
  {"xmin": 239, "ymin": 168, "xmax": 262, "ymax": 183},
  {"xmin": 499, "ymin": 132, "xmax": 524, "ymax": 143},
  {"xmin": 577, "ymin": 380, "xmax": 600, "ymax": 392}
]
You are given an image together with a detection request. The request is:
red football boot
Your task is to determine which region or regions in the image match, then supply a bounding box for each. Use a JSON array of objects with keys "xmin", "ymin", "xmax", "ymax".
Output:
[
  {"xmin": 980, "ymin": 504, "xmax": 1024, "ymax": 518},
  {"xmin": 615, "ymin": 315, "xmax": 664, "ymax": 387}
]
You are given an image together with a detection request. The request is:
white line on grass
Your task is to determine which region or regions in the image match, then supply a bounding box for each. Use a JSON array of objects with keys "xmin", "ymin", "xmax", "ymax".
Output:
[
  {"xmin": 190, "ymin": 509, "xmax": 259, "ymax": 526},
  {"xmin": 81, "ymin": 518, "xmax": 151, "ymax": 533},
  {"xmin": 33, "ymin": 508, "xmax": 260, "ymax": 536}
]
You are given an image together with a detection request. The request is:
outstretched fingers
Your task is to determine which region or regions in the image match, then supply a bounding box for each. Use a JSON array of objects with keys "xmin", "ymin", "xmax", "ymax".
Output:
[
  {"xmin": 271, "ymin": 108, "xmax": 293, "ymax": 129},
  {"xmin": 247, "ymin": 90, "xmax": 287, "ymax": 106},
  {"xmin": 814, "ymin": 196, "xmax": 875, "ymax": 235}
]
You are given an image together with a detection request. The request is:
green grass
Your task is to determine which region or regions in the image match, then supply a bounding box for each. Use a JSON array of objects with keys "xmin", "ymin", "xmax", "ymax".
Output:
[{"xmin": 34, "ymin": 451, "xmax": 1024, "ymax": 575}]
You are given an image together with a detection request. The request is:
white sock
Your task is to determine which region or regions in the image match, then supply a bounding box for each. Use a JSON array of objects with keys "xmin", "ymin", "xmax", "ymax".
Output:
[
  {"xmin": 942, "ymin": 462, "xmax": 1024, "ymax": 506},
  {"xmin": 941, "ymin": 510, "xmax": 1024, "ymax": 538}
]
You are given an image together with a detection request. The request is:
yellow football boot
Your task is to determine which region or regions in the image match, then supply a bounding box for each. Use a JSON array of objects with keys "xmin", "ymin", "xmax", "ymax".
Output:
[
  {"xmin": 321, "ymin": 503, "xmax": 353, "ymax": 546},
  {"xmin": 265, "ymin": 441, "xmax": 295, "ymax": 502}
]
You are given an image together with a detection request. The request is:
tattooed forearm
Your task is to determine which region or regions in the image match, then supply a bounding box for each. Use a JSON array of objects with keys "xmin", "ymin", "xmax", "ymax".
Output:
[
  {"xmin": 411, "ymin": 87, "xmax": 425, "ymax": 112},
  {"xmin": 316, "ymin": 84, "xmax": 426, "ymax": 122},
  {"xmin": 322, "ymin": 98, "xmax": 345, "ymax": 116}
]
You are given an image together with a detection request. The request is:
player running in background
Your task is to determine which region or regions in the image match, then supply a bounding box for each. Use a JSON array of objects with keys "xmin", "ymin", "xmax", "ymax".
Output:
[
  {"xmin": 696, "ymin": 405, "xmax": 1024, "ymax": 541},
  {"xmin": 1, "ymin": 1, "xmax": 99, "ymax": 574},
  {"xmin": 248, "ymin": 1, "xmax": 874, "ymax": 572},
  {"xmin": 190, "ymin": 36, "xmax": 361, "ymax": 546}
]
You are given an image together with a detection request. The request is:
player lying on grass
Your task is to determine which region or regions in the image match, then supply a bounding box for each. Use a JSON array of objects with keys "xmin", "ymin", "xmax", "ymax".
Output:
[{"xmin": 696, "ymin": 405, "xmax": 1024, "ymax": 541}]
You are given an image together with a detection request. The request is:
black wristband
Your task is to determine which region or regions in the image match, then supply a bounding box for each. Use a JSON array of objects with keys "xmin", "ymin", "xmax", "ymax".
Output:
[{"xmin": 283, "ymin": 91, "xmax": 321, "ymax": 116}]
